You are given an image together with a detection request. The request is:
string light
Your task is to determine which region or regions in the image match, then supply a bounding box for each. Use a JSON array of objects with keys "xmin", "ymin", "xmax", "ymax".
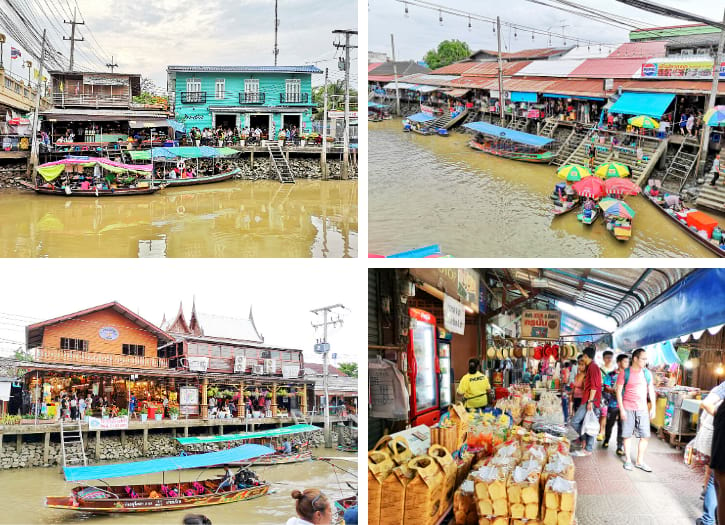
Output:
[
  {"xmin": 514, "ymin": 29, "xmax": 518, "ymax": 39},
  {"xmin": 404, "ymin": 2, "xmax": 409, "ymax": 17},
  {"xmin": 718, "ymin": 363, "xmax": 724, "ymax": 376},
  {"xmin": 531, "ymin": 32, "xmax": 534, "ymax": 41},
  {"xmin": 439, "ymin": 9, "xmax": 443, "ymax": 25},
  {"xmin": 468, "ymin": 16, "xmax": 472, "ymax": 31},
  {"xmin": 492, "ymin": 22, "xmax": 496, "ymax": 33}
]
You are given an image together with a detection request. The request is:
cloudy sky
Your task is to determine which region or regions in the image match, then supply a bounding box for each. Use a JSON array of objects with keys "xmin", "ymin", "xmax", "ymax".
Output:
[
  {"xmin": 0, "ymin": 260, "xmax": 359, "ymax": 367},
  {"xmin": 0, "ymin": 0, "xmax": 357, "ymax": 90},
  {"xmin": 369, "ymin": 0, "xmax": 722, "ymax": 62}
]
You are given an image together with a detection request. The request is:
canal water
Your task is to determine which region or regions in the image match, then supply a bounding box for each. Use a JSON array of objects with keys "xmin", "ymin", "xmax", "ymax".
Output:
[
  {"xmin": 0, "ymin": 450, "xmax": 356, "ymax": 525},
  {"xmin": 0, "ymin": 180, "xmax": 357, "ymax": 258},
  {"xmin": 369, "ymin": 120, "xmax": 718, "ymax": 258}
]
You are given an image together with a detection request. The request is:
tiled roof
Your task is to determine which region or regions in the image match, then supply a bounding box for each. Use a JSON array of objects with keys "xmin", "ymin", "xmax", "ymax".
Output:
[
  {"xmin": 305, "ymin": 363, "xmax": 348, "ymax": 376},
  {"xmin": 608, "ymin": 41, "xmax": 667, "ymax": 59},
  {"xmin": 470, "ymin": 47, "xmax": 572, "ymax": 60},
  {"xmin": 167, "ymin": 65, "xmax": 322, "ymax": 74},
  {"xmin": 397, "ymin": 73, "xmax": 460, "ymax": 87},
  {"xmin": 462, "ymin": 61, "xmax": 533, "ymax": 77}
]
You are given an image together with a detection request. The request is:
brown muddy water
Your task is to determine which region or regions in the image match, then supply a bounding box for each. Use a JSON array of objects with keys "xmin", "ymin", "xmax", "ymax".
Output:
[
  {"xmin": 0, "ymin": 450, "xmax": 355, "ymax": 525},
  {"xmin": 0, "ymin": 181, "xmax": 357, "ymax": 258},
  {"xmin": 369, "ymin": 120, "xmax": 718, "ymax": 258}
]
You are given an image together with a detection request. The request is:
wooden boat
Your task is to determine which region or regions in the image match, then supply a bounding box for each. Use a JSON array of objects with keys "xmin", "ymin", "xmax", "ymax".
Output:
[
  {"xmin": 45, "ymin": 444, "xmax": 274, "ymax": 514},
  {"xmin": 235, "ymin": 449, "xmax": 312, "ymax": 466},
  {"xmin": 577, "ymin": 207, "xmax": 599, "ymax": 225},
  {"xmin": 139, "ymin": 168, "xmax": 239, "ymax": 187},
  {"xmin": 335, "ymin": 495, "xmax": 357, "ymax": 514},
  {"xmin": 337, "ymin": 444, "xmax": 358, "ymax": 453},
  {"xmin": 552, "ymin": 199, "xmax": 580, "ymax": 216},
  {"xmin": 645, "ymin": 194, "xmax": 725, "ymax": 258},
  {"xmin": 465, "ymin": 121, "xmax": 554, "ymax": 163},
  {"xmin": 26, "ymin": 182, "xmax": 163, "ymax": 197},
  {"xmin": 469, "ymin": 139, "xmax": 553, "ymax": 163},
  {"xmin": 605, "ymin": 217, "xmax": 632, "ymax": 241}
]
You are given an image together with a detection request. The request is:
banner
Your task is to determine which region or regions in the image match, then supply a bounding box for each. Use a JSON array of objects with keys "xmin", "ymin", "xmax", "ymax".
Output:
[
  {"xmin": 88, "ymin": 416, "xmax": 129, "ymax": 430},
  {"xmin": 188, "ymin": 356, "xmax": 209, "ymax": 372},
  {"xmin": 520, "ymin": 309, "xmax": 561, "ymax": 340},
  {"xmin": 179, "ymin": 386, "xmax": 198, "ymax": 406},
  {"xmin": 443, "ymin": 294, "xmax": 465, "ymax": 335},
  {"xmin": 641, "ymin": 59, "xmax": 725, "ymax": 79},
  {"xmin": 409, "ymin": 268, "xmax": 480, "ymax": 313}
]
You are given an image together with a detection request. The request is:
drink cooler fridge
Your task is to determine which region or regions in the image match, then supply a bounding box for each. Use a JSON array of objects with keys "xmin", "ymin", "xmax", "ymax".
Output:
[{"xmin": 407, "ymin": 308, "xmax": 440, "ymax": 427}]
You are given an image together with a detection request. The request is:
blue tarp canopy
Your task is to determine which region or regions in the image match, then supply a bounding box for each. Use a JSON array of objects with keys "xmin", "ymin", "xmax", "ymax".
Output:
[
  {"xmin": 368, "ymin": 102, "xmax": 388, "ymax": 109},
  {"xmin": 167, "ymin": 119, "xmax": 186, "ymax": 133},
  {"xmin": 63, "ymin": 444, "xmax": 274, "ymax": 481},
  {"xmin": 176, "ymin": 424, "xmax": 320, "ymax": 445},
  {"xmin": 560, "ymin": 312, "xmax": 612, "ymax": 345},
  {"xmin": 511, "ymin": 91, "xmax": 538, "ymax": 103},
  {"xmin": 643, "ymin": 340, "xmax": 681, "ymax": 366},
  {"xmin": 608, "ymin": 92, "xmax": 675, "ymax": 118},
  {"xmin": 613, "ymin": 268, "xmax": 725, "ymax": 350},
  {"xmin": 406, "ymin": 112, "xmax": 435, "ymax": 123},
  {"xmin": 543, "ymin": 93, "xmax": 605, "ymax": 101},
  {"xmin": 463, "ymin": 121, "xmax": 554, "ymax": 146}
]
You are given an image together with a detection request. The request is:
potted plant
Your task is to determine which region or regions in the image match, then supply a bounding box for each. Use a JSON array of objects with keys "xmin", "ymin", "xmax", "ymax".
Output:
[
  {"xmin": 299, "ymin": 135, "xmax": 307, "ymax": 148},
  {"xmin": 118, "ymin": 408, "xmax": 128, "ymax": 417},
  {"xmin": 140, "ymin": 406, "xmax": 148, "ymax": 422},
  {"xmin": 168, "ymin": 406, "xmax": 179, "ymax": 420},
  {"xmin": 155, "ymin": 410, "xmax": 163, "ymax": 421},
  {"xmin": 278, "ymin": 131, "xmax": 286, "ymax": 148}
]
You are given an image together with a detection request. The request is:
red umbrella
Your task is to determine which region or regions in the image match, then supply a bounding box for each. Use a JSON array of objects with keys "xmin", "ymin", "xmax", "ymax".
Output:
[
  {"xmin": 572, "ymin": 176, "xmax": 606, "ymax": 199},
  {"xmin": 604, "ymin": 177, "xmax": 641, "ymax": 197}
]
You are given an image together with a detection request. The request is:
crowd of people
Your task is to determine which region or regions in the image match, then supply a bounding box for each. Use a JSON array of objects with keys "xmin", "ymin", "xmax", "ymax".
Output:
[{"xmin": 186, "ymin": 124, "xmax": 306, "ymax": 147}]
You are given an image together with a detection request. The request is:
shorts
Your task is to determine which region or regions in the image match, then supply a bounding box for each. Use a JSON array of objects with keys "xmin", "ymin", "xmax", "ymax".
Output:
[
  {"xmin": 600, "ymin": 405, "xmax": 608, "ymax": 418},
  {"xmin": 622, "ymin": 409, "xmax": 651, "ymax": 439}
]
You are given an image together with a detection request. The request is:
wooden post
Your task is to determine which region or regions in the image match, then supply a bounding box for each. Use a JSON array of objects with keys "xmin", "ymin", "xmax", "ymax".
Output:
[
  {"xmin": 43, "ymin": 432, "xmax": 50, "ymax": 465},
  {"xmin": 271, "ymin": 383, "xmax": 278, "ymax": 417},
  {"xmin": 172, "ymin": 428, "xmax": 177, "ymax": 438},
  {"xmin": 184, "ymin": 425, "xmax": 189, "ymax": 437},
  {"xmin": 250, "ymin": 150, "xmax": 254, "ymax": 169},
  {"xmin": 143, "ymin": 427, "xmax": 148, "ymax": 455},
  {"xmin": 201, "ymin": 377, "xmax": 208, "ymax": 419},
  {"xmin": 15, "ymin": 433, "xmax": 21, "ymax": 453},
  {"xmin": 95, "ymin": 430, "xmax": 101, "ymax": 460},
  {"xmin": 219, "ymin": 424, "xmax": 223, "ymax": 436},
  {"xmin": 239, "ymin": 380, "xmax": 245, "ymax": 418},
  {"xmin": 0, "ymin": 432, "xmax": 3, "ymax": 452},
  {"xmin": 120, "ymin": 430, "xmax": 126, "ymax": 445},
  {"xmin": 300, "ymin": 385, "xmax": 308, "ymax": 417}
]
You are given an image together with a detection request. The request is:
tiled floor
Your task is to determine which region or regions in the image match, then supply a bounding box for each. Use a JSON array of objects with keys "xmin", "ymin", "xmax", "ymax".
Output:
[{"xmin": 573, "ymin": 431, "xmax": 705, "ymax": 525}]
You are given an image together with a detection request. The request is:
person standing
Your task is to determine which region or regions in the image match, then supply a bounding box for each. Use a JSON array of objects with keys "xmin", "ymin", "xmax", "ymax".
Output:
[
  {"xmin": 571, "ymin": 355, "xmax": 586, "ymax": 414},
  {"xmin": 687, "ymin": 113, "xmax": 695, "ymax": 136},
  {"xmin": 162, "ymin": 394, "xmax": 169, "ymax": 418},
  {"xmin": 710, "ymin": 155, "xmax": 721, "ymax": 186},
  {"xmin": 457, "ymin": 358, "xmax": 492, "ymax": 412},
  {"xmin": 603, "ymin": 354, "xmax": 629, "ymax": 456},
  {"xmin": 597, "ymin": 350, "xmax": 616, "ymax": 441},
  {"xmin": 570, "ymin": 347, "xmax": 602, "ymax": 456},
  {"xmin": 694, "ymin": 380, "xmax": 725, "ymax": 525},
  {"xmin": 78, "ymin": 395, "xmax": 86, "ymax": 420},
  {"xmin": 616, "ymin": 348, "xmax": 656, "ymax": 472}
]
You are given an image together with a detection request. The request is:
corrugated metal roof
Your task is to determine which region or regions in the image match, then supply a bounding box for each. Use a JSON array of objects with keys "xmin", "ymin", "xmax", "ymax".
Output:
[
  {"xmin": 619, "ymin": 79, "xmax": 725, "ymax": 95},
  {"xmin": 516, "ymin": 59, "xmax": 585, "ymax": 77},
  {"xmin": 542, "ymin": 79, "xmax": 606, "ymax": 98},
  {"xmin": 462, "ymin": 61, "xmax": 532, "ymax": 77},
  {"xmin": 559, "ymin": 45, "xmax": 620, "ymax": 60},
  {"xmin": 368, "ymin": 62, "xmax": 383, "ymax": 72},
  {"xmin": 569, "ymin": 58, "xmax": 646, "ymax": 78},
  {"xmin": 430, "ymin": 62, "xmax": 480, "ymax": 75},
  {"xmin": 470, "ymin": 47, "xmax": 571, "ymax": 60},
  {"xmin": 368, "ymin": 61, "xmax": 430, "ymax": 77},
  {"xmin": 168, "ymin": 65, "xmax": 322, "ymax": 74},
  {"xmin": 503, "ymin": 78, "xmax": 556, "ymax": 92},
  {"xmin": 397, "ymin": 73, "xmax": 460, "ymax": 87},
  {"xmin": 609, "ymin": 41, "xmax": 667, "ymax": 59},
  {"xmin": 369, "ymin": 75, "xmax": 395, "ymax": 82},
  {"xmin": 193, "ymin": 312, "xmax": 263, "ymax": 343}
]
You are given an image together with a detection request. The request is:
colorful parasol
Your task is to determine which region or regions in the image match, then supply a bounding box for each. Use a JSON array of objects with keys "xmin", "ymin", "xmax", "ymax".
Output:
[
  {"xmin": 599, "ymin": 197, "xmax": 635, "ymax": 219},
  {"xmin": 595, "ymin": 162, "xmax": 631, "ymax": 179},
  {"xmin": 704, "ymin": 106, "xmax": 725, "ymax": 127},
  {"xmin": 572, "ymin": 176, "xmax": 606, "ymax": 199},
  {"xmin": 604, "ymin": 177, "xmax": 641, "ymax": 197},
  {"xmin": 557, "ymin": 164, "xmax": 592, "ymax": 182},
  {"xmin": 627, "ymin": 115, "xmax": 659, "ymax": 129}
]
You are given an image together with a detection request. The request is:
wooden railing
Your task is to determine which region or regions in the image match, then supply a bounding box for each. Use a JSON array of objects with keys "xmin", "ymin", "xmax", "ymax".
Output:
[
  {"xmin": 180, "ymin": 92, "xmax": 207, "ymax": 104},
  {"xmin": 32, "ymin": 347, "xmax": 169, "ymax": 369},
  {"xmin": 52, "ymin": 93, "xmax": 131, "ymax": 108}
]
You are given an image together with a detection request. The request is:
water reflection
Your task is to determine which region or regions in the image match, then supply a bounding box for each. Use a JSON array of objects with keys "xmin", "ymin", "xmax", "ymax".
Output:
[
  {"xmin": 0, "ymin": 180, "xmax": 358, "ymax": 258},
  {"xmin": 369, "ymin": 120, "xmax": 717, "ymax": 258}
]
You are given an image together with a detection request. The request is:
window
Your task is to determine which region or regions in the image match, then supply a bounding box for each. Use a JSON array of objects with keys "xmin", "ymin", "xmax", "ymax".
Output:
[
  {"xmin": 185, "ymin": 77, "xmax": 203, "ymax": 104},
  {"xmin": 696, "ymin": 48, "xmax": 709, "ymax": 55},
  {"xmin": 681, "ymin": 49, "xmax": 693, "ymax": 56},
  {"xmin": 285, "ymin": 79, "xmax": 301, "ymax": 97},
  {"xmin": 60, "ymin": 337, "xmax": 88, "ymax": 351},
  {"xmin": 186, "ymin": 77, "xmax": 201, "ymax": 92},
  {"xmin": 122, "ymin": 344, "xmax": 145, "ymax": 356},
  {"xmin": 244, "ymin": 78, "xmax": 259, "ymax": 93},
  {"xmin": 215, "ymin": 79, "xmax": 225, "ymax": 100},
  {"xmin": 4, "ymin": 78, "xmax": 11, "ymax": 90}
]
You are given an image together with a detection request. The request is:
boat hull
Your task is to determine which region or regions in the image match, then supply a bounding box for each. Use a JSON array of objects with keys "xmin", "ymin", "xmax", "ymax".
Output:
[
  {"xmin": 577, "ymin": 210, "xmax": 598, "ymax": 225},
  {"xmin": 234, "ymin": 450, "xmax": 312, "ymax": 466},
  {"xmin": 46, "ymin": 483, "xmax": 269, "ymax": 514},
  {"xmin": 552, "ymin": 200, "xmax": 580, "ymax": 216},
  {"xmin": 140, "ymin": 168, "xmax": 239, "ymax": 187},
  {"xmin": 31, "ymin": 185, "xmax": 162, "ymax": 197},
  {"xmin": 469, "ymin": 141, "xmax": 552, "ymax": 163}
]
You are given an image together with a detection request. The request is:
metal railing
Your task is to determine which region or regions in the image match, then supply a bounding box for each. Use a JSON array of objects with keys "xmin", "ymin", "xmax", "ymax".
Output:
[
  {"xmin": 280, "ymin": 93, "xmax": 309, "ymax": 104},
  {"xmin": 52, "ymin": 93, "xmax": 130, "ymax": 108},
  {"xmin": 239, "ymin": 92, "xmax": 265, "ymax": 104},
  {"xmin": 181, "ymin": 91, "xmax": 207, "ymax": 104},
  {"xmin": 32, "ymin": 347, "xmax": 169, "ymax": 369}
]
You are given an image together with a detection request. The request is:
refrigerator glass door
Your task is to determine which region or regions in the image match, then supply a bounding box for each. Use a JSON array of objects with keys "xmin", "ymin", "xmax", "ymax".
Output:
[
  {"xmin": 439, "ymin": 342, "xmax": 452, "ymax": 407},
  {"xmin": 411, "ymin": 320, "xmax": 437, "ymax": 413}
]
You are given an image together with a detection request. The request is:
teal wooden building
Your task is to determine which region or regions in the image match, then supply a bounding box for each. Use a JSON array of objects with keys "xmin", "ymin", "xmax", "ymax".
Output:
[{"xmin": 167, "ymin": 65, "xmax": 322, "ymax": 134}]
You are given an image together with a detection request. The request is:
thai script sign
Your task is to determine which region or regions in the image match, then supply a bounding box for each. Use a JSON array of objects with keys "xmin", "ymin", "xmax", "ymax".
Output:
[
  {"xmin": 179, "ymin": 386, "xmax": 198, "ymax": 406},
  {"xmin": 98, "ymin": 327, "xmax": 119, "ymax": 340},
  {"xmin": 420, "ymin": 104, "xmax": 436, "ymax": 115},
  {"xmin": 188, "ymin": 356, "xmax": 209, "ymax": 372},
  {"xmin": 83, "ymin": 74, "xmax": 129, "ymax": 86},
  {"xmin": 409, "ymin": 268, "xmax": 481, "ymax": 313},
  {"xmin": 641, "ymin": 59, "xmax": 725, "ymax": 79},
  {"xmin": 443, "ymin": 294, "xmax": 465, "ymax": 335},
  {"xmin": 520, "ymin": 309, "xmax": 561, "ymax": 340},
  {"xmin": 328, "ymin": 111, "xmax": 358, "ymax": 119},
  {"xmin": 88, "ymin": 416, "xmax": 129, "ymax": 430}
]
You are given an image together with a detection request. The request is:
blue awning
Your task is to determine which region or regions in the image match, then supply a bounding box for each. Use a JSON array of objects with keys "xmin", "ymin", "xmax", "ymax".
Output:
[
  {"xmin": 406, "ymin": 112, "xmax": 435, "ymax": 123},
  {"xmin": 463, "ymin": 121, "xmax": 554, "ymax": 147},
  {"xmin": 608, "ymin": 92, "xmax": 675, "ymax": 118},
  {"xmin": 176, "ymin": 424, "xmax": 320, "ymax": 445},
  {"xmin": 613, "ymin": 268, "xmax": 725, "ymax": 350},
  {"xmin": 644, "ymin": 340, "xmax": 681, "ymax": 366},
  {"xmin": 63, "ymin": 444, "xmax": 274, "ymax": 481},
  {"xmin": 511, "ymin": 91, "xmax": 538, "ymax": 103},
  {"xmin": 543, "ymin": 93, "xmax": 569, "ymax": 99},
  {"xmin": 560, "ymin": 312, "xmax": 612, "ymax": 345},
  {"xmin": 167, "ymin": 119, "xmax": 186, "ymax": 133}
]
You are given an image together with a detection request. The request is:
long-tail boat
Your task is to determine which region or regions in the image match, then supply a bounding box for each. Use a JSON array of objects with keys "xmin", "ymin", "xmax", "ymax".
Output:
[
  {"xmin": 464, "ymin": 121, "xmax": 554, "ymax": 163},
  {"xmin": 130, "ymin": 146, "xmax": 241, "ymax": 187},
  {"xmin": 45, "ymin": 444, "xmax": 273, "ymax": 513},
  {"xmin": 176, "ymin": 423, "xmax": 319, "ymax": 466}
]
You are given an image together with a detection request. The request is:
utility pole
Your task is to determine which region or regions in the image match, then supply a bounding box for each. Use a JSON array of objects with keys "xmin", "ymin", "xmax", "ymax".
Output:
[
  {"xmin": 497, "ymin": 16, "xmax": 504, "ymax": 122},
  {"xmin": 274, "ymin": 0, "xmax": 279, "ymax": 66},
  {"xmin": 699, "ymin": 9, "xmax": 725, "ymax": 176},
  {"xmin": 63, "ymin": 7, "xmax": 84, "ymax": 71},
  {"xmin": 310, "ymin": 304, "xmax": 345, "ymax": 449},
  {"xmin": 391, "ymin": 34, "xmax": 401, "ymax": 117},
  {"xmin": 321, "ymin": 67, "xmax": 329, "ymax": 180},
  {"xmin": 27, "ymin": 30, "xmax": 46, "ymax": 181},
  {"xmin": 106, "ymin": 56, "xmax": 118, "ymax": 73},
  {"xmin": 333, "ymin": 29, "xmax": 357, "ymax": 181}
]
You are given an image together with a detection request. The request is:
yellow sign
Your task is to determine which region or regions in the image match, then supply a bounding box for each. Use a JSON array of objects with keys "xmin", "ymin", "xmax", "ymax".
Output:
[{"xmin": 520, "ymin": 309, "xmax": 561, "ymax": 340}]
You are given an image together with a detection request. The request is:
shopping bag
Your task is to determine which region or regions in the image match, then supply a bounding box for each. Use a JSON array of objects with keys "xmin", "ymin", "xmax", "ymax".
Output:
[{"xmin": 582, "ymin": 410, "xmax": 599, "ymax": 437}]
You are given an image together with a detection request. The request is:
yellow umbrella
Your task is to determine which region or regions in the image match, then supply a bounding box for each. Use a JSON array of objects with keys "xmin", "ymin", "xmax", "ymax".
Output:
[
  {"xmin": 628, "ymin": 115, "xmax": 659, "ymax": 129},
  {"xmin": 595, "ymin": 162, "xmax": 630, "ymax": 179},
  {"xmin": 557, "ymin": 164, "xmax": 592, "ymax": 182}
]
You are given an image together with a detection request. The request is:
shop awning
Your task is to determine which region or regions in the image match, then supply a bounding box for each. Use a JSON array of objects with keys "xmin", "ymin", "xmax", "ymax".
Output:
[
  {"xmin": 445, "ymin": 89, "xmax": 470, "ymax": 98},
  {"xmin": 167, "ymin": 119, "xmax": 186, "ymax": 133},
  {"xmin": 175, "ymin": 424, "xmax": 320, "ymax": 445},
  {"xmin": 608, "ymin": 92, "xmax": 675, "ymax": 118},
  {"xmin": 613, "ymin": 268, "xmax": 725, "ymax": 350},
  {"xmin": 560, "ymin": 312, "xmax": 612, "ymax": 345},
  {"xmin": 129, "ymin": 119, "xmax": 170, "ymax": 129},
  {"xmin": 382, "ymin": 82, "xmax": 418, "ymax": 90},
  {"xmin": 406, "ymin": 112, "xmax": 435, "ymax": 123},
  {"xmin": 414, "ymin": 85, "xmax": 440, "ymax": 93},
  {"xmin": 63, "ymin": 444, "xmax": 274, "ymax": 481},
  {"xmin": 510, "ymin": 91, "xmax": 538, "ymax": 103}
]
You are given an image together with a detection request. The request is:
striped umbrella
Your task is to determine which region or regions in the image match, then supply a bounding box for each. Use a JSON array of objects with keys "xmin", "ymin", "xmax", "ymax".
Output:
[
  {"xmin": 604, "ymin": 177, "xmax": 641, "ymax": 197},
  {"xmin": 595, "ymin": 162, "xmax": 631, "ymax": 179},
  {"xmin": 557, "ymin": 164, "xmax": 592, "ymax": 182},
  {"xmin": 704, "ymin": 106, "xmax": 725, "ymax": 127},
  {"xmin": 572, "ymin": 176, "xmax": 606, "ymax": 199},
  {"xmin": 627, "ymin": 115, "xmax": 659, "ymax": 129},
  {"xmin": 599, "ymin": 197, "xmax": 636, "ymax": 219}
]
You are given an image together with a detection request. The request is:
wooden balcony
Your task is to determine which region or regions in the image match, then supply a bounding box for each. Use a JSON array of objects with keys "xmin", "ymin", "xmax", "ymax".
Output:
[
  {"xmin": 32, "ymin": 347, "xmax": 169, "ymax": 369},
  {"xmin": 52, "ymin": 93, "xmax": 131, "ymax": 108}
]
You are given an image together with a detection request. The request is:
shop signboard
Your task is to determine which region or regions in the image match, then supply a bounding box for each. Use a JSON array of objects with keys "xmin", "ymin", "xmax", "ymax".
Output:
[
  {"xmin": 641, "ymin": 59, "xmax": 725, "ymax": 79},
  {"xmin": 88, "ymin": 415, "xmax": 129, "ymax": 430},
  {"xmin": 179, "ymin": 386, "xmax": 198, "ymax": 406},
  {"xmin": 409, "ymin": 268, "xmax": 480, "ymax": 313},
  {"xmin": 282, "ymin": 364, "xmax": 300, "ymax": 379},
  {"xmin": 98, "ymin": 327, "xmax": 119, "ymax": 340},
  {"xmin": 520, "ymin": 309, "xmax": 561, "ymax": 340},
  {"xmin": 420, "ymin": 104, "xmax": 436, "ymax": 116},
  {"xmin": 328, "ymin": 110, "xmax": 358, "ymax": 119},
  {"xmin": 443, "ymin": 294, "xmax": 465, "ymax": 335},
  {"xmin": 188, "ymin": 356, "xmax": 209, "ymax": 372}
]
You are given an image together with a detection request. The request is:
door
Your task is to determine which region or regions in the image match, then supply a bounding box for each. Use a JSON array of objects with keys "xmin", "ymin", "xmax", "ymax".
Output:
[{"xmin": 408, "ymin": 308, "xmax": 439, "ymax": 426}]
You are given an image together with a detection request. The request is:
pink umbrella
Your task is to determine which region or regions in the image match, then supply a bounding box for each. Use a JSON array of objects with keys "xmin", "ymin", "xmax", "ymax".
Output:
[
  {"xmin": 572, "ymin": 176, "xmax": 606, "ymax": 199},
  {"xmin": 604, "ymin": 178, "xmax": 641, "ymax": 197}
]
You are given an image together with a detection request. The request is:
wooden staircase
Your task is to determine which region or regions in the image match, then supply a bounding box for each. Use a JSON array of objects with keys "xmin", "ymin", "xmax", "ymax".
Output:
[
  {"xmin": 267, "ymin": 143, "xmax": 295, "ymax": 184},
  {"xmin": 508, "ymin": 119, "xmax": 528, "ymax": 132},
  {"xmin": 539, "ymin": 118, "xmax": 558, "ymax": 138},
  {"xmin": 662, "ymin": 138, "xmax": 701, "ymax": 192},
  {"xmin": 553, "ymin": 126, "xmax": 595, "ymax": 167},
  {"xmin": 60, "ymin": 418, "xmax": 87, "ymax": 469}
]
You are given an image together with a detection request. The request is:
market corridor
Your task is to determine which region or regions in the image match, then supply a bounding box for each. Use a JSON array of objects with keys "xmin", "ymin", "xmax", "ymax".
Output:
[{"xmin": 573, "ymin": 432, "xmax": 704, "ymax": 524}]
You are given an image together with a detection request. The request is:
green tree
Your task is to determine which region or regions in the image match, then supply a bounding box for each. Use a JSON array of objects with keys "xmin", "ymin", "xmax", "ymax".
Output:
[
  {"xmin": 311, "ymin": 80, "xmax": 358, "ymax": 120},
  {"xmin": 337, "ymin": 362, "xmax": 358, "ymax": 378},
  {"xmin": 424, "ymin": 40, "xmax": 471, "ymax": 70}
]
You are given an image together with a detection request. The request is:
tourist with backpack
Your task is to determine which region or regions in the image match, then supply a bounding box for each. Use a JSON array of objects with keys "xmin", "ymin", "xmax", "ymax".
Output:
[{"xmin": 615, "ymin": 348, "xmax": 656, "ymax": 472}]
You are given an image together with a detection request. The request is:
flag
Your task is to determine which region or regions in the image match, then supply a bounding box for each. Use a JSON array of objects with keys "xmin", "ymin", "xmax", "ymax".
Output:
[
  {"xmin": 59, "ymin": 81, "xmax": 64, "ymax": 93},
  {"xmin": 33, "ymin": 69, "xmax": 39, "ymax": 79},
  {"xmin": 10, "ymin": 47, "xmax": 20, "ymax": 59}
]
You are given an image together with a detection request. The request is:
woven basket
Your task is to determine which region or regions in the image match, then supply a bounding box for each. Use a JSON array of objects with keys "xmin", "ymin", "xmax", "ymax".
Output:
[
  {"xmin": 380, "ymin": 464, "xmax": 415, "ymax": 525},
  {"xmin": 389, "ymin": 436, "xmax": 413, "ymax": 466},
  {"xmin": 428, "ymin": 444, "xmax": 457, "ymax": 519},
  {"xmin": 403, "ymin": 455, "xmax": 444, "ymax": 525},
  {"xmin": 369, "ymin": 450, "xmax": 395, "ymax": 525}
]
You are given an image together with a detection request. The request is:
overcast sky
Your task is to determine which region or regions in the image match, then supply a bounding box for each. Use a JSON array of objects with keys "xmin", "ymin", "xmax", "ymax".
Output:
[
  {"xmin": 369, "ymin": 0, "xmax": 723, "ymax": 62},
  {"xmin": 0, "ymin": 260, "xmax": 359, "ymax": 367},
  {"xmin": 0, "ymin": 0, "xmax": 357, "ymax": 90}
]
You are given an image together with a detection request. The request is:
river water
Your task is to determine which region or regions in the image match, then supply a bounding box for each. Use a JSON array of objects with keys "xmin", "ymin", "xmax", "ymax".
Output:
[
  {"xmin": 369, "ymin": 120, "xmax": 718, "ymax": 258},
  {"xmin": 0, "ymin": 450, "xmax": 356, "ymax": 525},
  {"xmin": 0, "ymin": 180, "xmax": 357, "ymax": 258}
]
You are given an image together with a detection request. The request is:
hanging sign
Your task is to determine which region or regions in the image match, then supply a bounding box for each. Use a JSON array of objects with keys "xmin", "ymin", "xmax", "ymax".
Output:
[
  {"xmin": 520, "ymin": 309, "xmax": 561, "ymax": 340},
  {"xmin": 98, "ymin": 327, "xmax": 119, "ymax": 340},
  {"xmin": 88, "ymin": 416, "xmax": 129, "ymax": 430},
  {"xmin": 641, "ymin": 59, "xmax": 725, "ymax": 79},
  {"xmin": 188, "ymin": 356, "xmax": 209, "ymax": 372},
  {"xmin": 443, "ymin": 294, "xmax": 465, "ymax": 335},
  {"xmin": 179, "ymin": 386, "xmax": 198, "ymax": 406}
]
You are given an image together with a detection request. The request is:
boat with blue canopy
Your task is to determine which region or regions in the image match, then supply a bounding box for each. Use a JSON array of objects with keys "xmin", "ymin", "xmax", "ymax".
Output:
[
  {"xmin": 463, "ymin": 121, "xmax": 554, "ymax": 163},
  {"xmin": 403, "ymin": 112, "xmax": 437, "ymax": 135},
  {"xmin": 129, "ymin": 146, "xmax": 241, "ymax": 187},
  {"xmin": 45, "ymin": 444, "xmax": 274, "ymax": 513}
]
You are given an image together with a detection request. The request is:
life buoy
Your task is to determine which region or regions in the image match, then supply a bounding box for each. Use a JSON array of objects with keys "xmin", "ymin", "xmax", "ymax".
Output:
[
  {"xmin": 177, "ymin": 205, "xmax": 185, "ymax": 214},
  {"xmin": 176, "ymin": 160, "xmax": 185, "ymax": 169}
]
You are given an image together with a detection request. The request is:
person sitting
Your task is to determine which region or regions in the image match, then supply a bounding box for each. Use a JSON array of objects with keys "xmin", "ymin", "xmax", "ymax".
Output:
[
  {"xmin": 217, "ymin": 467, "xmax": 234, "ymax": 492},
  {"xmin": 283, "ymin": 439, "xmax": 292, "ymax": 455},
  {"xmin": 80, "ymin": 180, "xmax": 91, "ymax": 190}
]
